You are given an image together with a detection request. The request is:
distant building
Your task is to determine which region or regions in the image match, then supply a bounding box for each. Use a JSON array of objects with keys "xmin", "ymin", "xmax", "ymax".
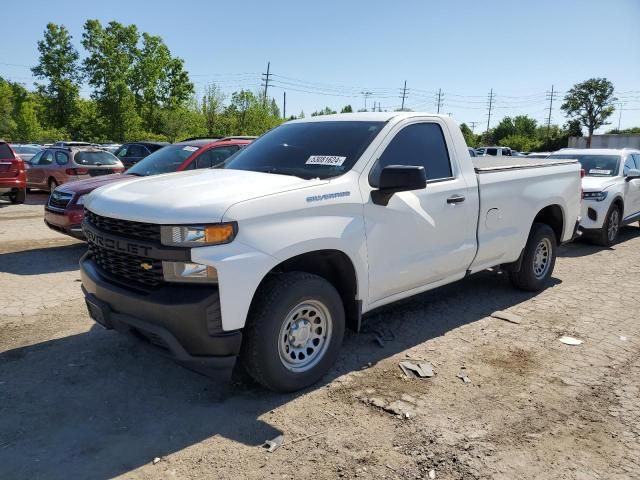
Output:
[{"xmin": 568, "ymin": 134, "xmax": 640, "ymax": 149}]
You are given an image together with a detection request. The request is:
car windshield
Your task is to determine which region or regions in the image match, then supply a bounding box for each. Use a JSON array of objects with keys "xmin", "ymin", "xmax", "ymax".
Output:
[
  {"xmin": 126, "ymin": 144, "xmax": 199, "ymax": 176},
  {"xmin": 74, "ymin": 150, "xmax": 119, "ymax": 166},
  {"xmin": 221, "ymin": 121, "xmax": 384, "ymax": 179},
  {"xmin": 548, "ymin": 154, "xmax": 621, "ymax": 176},
  {"xmin": 11, "ymin": 145, "xmax": 41, "ymax": 154}
]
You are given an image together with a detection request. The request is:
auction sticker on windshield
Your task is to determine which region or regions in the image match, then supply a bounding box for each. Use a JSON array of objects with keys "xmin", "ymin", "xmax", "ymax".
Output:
[
  {"xmin": 306, "ymin": 155, "xmax": 347, "ymax": 166},
  {"xmin": 589, "ymin": 169, "xmax": 612, "ymax": 175}
]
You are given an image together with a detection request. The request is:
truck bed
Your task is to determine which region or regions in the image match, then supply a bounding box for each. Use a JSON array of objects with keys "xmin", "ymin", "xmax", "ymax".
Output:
[{"xmin": 473, "ymin": 157, "xmax": 577, "ymax": 173}]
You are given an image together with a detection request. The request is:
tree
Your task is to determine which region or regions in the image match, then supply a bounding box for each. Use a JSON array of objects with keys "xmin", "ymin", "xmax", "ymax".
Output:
[
  {"xmin": 201, "ymin": 84, "xmax": 226, "ymax": 136},
  {"xmin": 14, "ymin": 99, "xmax": 42, "ymax": 141},
  {"xmin": 311, "ymin": 106, "xmax": 337, "ymax": 117},
  {"xmin": 459, "ymin": 123, "xmax": 477, "ymax": 147},
  {"xmin": 561, "ymin": 78, "xmax": 616, "ymax": 148},
  {"xmin": 82, "ymin": 20, "xmax": 142, "ymax": 141},
  {"xmin": 31, "ymin": 23, "xmax": 82, "ymax": 130},
  {"xmin": 341, "ymin": 105, "xmax": 353, "ymax": 113},
  {"xmin": 0, "ymin": 80, "xmax": 17, "ymax": 138}
]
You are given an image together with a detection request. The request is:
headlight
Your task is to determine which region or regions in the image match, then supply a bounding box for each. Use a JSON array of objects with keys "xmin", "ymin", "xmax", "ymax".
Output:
[
  {"xmin": 75, "ymin": 194, "xmax": 86, "ymax": 205},
  {"xmin": 582, "ymin": 191, "xmax": 608, "ymax": 202},
  {"xmin": 160, "ymin": 223, "xmax": 237, "ymax": 247},
  {"xmin": 162, "ymin": 261, "xmax": 218, "ymax": 284}
]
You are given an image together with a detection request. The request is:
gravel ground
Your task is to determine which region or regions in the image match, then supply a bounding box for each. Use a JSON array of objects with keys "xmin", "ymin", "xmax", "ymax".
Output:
[{"xmin": 1, "ymin": 194, "xmax": 639, "ymax": 480}]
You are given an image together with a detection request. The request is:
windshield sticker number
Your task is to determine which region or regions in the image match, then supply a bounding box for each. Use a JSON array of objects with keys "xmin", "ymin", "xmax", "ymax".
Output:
[
  {"xmin": 306, "ymin": 155, "xmax": 347, "ymax": 166},
  {"xmin": 589, "ymin": 168, "xmax": 611, "ymax": 175},
  {"xmin": 183, "ymin": 146, "xmax": 198, "ymax": 152}
]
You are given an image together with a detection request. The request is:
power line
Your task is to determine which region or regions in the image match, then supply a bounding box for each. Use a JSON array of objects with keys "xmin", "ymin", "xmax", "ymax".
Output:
[
  {"xmin": 436, "ymin": 88, "xmax": 443, "ymax": 114},
  {"xmin": 361, "ymin": 91, "xmax": 372, "ymax": 111},
  {"xmin": 486, "ymin": 88, "xmax": 495, "ymax": 132},
  {"xmin": 546, "ymin": 84, "xmax": 558, "ymax": 137},
  {"xmin": 261, "ymin": 61, "xmax": 271, "ymax": 106},
  {"xmin": 400, "ymin": 80, "xmax": 407, "ymax": 111}
]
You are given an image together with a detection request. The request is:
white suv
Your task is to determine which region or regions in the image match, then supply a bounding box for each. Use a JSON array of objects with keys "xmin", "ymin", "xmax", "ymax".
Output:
[{"xmin": 549, "ymin": 148, "xmax": 640, "ymax": 245}]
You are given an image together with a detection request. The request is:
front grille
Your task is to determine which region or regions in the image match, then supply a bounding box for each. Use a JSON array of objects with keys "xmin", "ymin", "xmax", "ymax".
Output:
[
  {"xmin": 88, "ymin": 243, "xmax": 164, "ymax": 288},
  {"xmin": 85, "ymin": 210, "xmax": 161, "ymax": 242},
  {"xmin": 48, "ymin": 191, "xmax": 73, "ymax": 209}
]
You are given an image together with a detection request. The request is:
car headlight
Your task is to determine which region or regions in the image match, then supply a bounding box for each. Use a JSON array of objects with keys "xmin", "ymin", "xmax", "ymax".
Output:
[
  {"xmin": 160, "ymin": 223, "xmax": 237, "ymax": 247},
  {"xmin": 162, "ymin": 261, "xmax": 218, "ymax": 284},
  {"xmin": 75, "ymin": 194, "xmax": 86, "ymax": 205},
  {"xmin": 582, "ymin": 191, "xmax": 608, "ymax": 202}
]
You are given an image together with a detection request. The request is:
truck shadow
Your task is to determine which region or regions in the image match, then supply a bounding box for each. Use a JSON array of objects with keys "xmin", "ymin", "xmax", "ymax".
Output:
[
  {"xmin": 558, "ymin": 225, "xmax": 640, "ymax": 258},
  {"xmin": 0, "ymin": 243, "xmax": 86, "ymax": 275},
  {"xmin": 0, "ymin": 191, "xmax": 48, "ymax": 208},
  {"xmin": 0, "ymin": 270, "xmax": 557, "ymax": 480}
]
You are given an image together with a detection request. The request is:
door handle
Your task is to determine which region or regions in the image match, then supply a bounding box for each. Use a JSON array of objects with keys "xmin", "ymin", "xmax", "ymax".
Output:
[{"xmin": 447, "ymin": 194, "xmax": 466, "ymax": 204}]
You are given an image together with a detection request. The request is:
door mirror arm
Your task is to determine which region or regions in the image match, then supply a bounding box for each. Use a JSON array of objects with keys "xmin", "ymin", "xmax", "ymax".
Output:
[
  {"xmin": 370, "ymin": 165, "xmax": 427, "ymax": 206},
  {"xmin": 625, "ymin": 168, "xmax": 640, "ymax": 182}
]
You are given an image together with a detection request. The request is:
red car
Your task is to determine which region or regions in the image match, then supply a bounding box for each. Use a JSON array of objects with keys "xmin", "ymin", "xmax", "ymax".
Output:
[
  {"xmin": 0, "ymin": 141, "xmax": 27, "ymax": 204},
  {"xmin": 44, "ymin": 137, "xmax": 253, "ymax": 238}
]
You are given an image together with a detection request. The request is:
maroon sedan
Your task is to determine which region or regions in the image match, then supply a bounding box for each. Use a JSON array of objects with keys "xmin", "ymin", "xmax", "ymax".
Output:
[
  {"xmin": 0, "ymin": 141, "xmax": 27, "ymax": 204},
  {"xmin": 44, "ymin": 137, "xmax": 252, "ymax": 238}
]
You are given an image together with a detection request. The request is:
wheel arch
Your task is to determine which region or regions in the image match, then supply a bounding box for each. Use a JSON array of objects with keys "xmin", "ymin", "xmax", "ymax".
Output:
[
  {"xmin": 532, "ymin": 204, "xmax": 564, "ymax": 245},
  {"xmin": 251, "ymin": 249, "xmax": 361, "ymax": 332}
]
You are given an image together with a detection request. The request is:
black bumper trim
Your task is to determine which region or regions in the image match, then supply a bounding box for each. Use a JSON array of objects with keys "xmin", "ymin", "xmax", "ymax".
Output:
[{"xmin": 81, "ymin": 256, "xmax": 241, "ymax": 368}]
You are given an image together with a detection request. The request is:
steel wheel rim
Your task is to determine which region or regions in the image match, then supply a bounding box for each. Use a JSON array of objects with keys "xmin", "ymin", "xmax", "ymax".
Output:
[
  {"xmin": 608, "ymin": 209, "xmax": 620, "ymax": 241},
  {"xmin": 533, "ymin": 237, "xmax": 552, "ymax": 279},
  {"xmin": 278, "ymin": 300, "xmax": 332, "ymax": 372}
]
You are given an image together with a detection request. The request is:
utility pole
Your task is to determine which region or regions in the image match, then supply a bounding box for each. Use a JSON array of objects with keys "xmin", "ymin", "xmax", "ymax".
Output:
[
  {"xmin": 361, "ymin": 91, "xmax": 372, "ymax": 111},
  {"xmin": 436, "ymin": 88, "xmax": 443, "ymax": 114},
  {"xmin": 400, "ymin": 80, "xmax": 407, "ymax": 111},
  {"xmin": 486, "ymin": 88, "xmax": 495, "ymax": 132},
  {"xmin": 283, "ymin": 91, "xmax": 286, "ymax": 119},
  {"xmin": 261, "ymin": 61, "xmax": 271, "ymax": 106},
  {"xmin": 617, "ymin": 103, "xmax": 623, "ymax": 132},
  {"xmin": 546, "ymin": 84, "xmax": 555, "ymax": 138}
]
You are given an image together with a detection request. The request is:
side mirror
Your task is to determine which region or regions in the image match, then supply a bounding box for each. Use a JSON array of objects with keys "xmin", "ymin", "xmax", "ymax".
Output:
[
  {"xmin": 625, "ymin": 168, "xmax": 640, "ymax": 182},
  {"xmin": 371, "ymin": 165, "xmax": 427, "ymax": 206}
]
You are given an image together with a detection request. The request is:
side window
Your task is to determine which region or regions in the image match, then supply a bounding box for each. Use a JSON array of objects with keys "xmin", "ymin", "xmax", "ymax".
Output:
[
  {"xmin": 376, "ymin": 123, "xmax": 452, "ymax": 181},
  {"xmin": 486, "ymin": 148, "xmax": 498, "ymax": 156},
  {"xmin": 196, "ymin": 146, "xmax": 239, "ymax": 169},
  {"xmin": 29, "ymin": 150, "xmax": 44, "ymax": 164},
  {"xmin": 623, "ymin": 156, "xmax": 636, "ymax": 175},
  {"xmin": 632, "ymin": 154, "xmax": 640, "ymax": 169},
  {"xmin": 116, "ymin": 146, "xmax": 128, "ymax": 158},
  {"xmin": 55, "ymin": 151, "xmax": 69, "ymax": 165},
  {"xmin": 127, "ymin": 144, "xmax": 145, "ymax": 157},
  {"xmin": 39, "ymin": 150, "xmax": 54, "ymax": 165}
]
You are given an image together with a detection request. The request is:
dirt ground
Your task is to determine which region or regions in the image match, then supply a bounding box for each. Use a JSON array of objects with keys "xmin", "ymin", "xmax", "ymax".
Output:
[{"xmin": 1, "ymin": 193, "xmax": 639, "ymax": 480}]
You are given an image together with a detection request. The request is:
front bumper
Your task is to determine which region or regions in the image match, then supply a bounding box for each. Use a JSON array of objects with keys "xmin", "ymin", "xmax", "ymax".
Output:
[
  {"xmin": 80, "ymin": 255, "xmax": 241, "ymax": 370},
  {"xmin": 44, "ymin": 208, "xmax": 85, "ymax": 239},
  {"xmin": 580, "ymin": 199, "xmax": 608, "ymax": 230}
]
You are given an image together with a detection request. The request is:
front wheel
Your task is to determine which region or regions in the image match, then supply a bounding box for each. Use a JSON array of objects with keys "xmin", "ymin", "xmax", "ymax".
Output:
[
  {"xmin": 240, "ymin": 272, "xmax": 345, "ymax": 392},
  {"xmin": 509, "ymin": 223, "xmax": 557, "ymax": 291},
  {"xmin": 592, "ymin": 204, "xmax": 621, "ymax": 247},
  {"xmin": 48, "ymin": 177, "xmax": 58, "ymax": 193}
]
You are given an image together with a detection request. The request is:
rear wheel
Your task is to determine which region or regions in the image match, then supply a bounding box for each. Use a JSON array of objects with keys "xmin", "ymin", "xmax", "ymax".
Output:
[
  {"xmin": 240, "ymin": 272, "xmax": 345, "ymax": 392},
  {"xmin": 9, "ymin": 188, "xmax": 26, "ymax": 204},
  {"xmin": 592, "ymin": 204, "xmax": 621, "ymax": 247},
  {"xmin": 48, "ymin": 177, "xmax": 58, "ymax": 193},
  {"xmin": 509, "ymin": 223, "xmax": 557, "ymax": 291}
]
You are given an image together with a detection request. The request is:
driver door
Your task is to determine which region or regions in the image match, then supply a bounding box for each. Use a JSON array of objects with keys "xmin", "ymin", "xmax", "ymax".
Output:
[{"xmin": 361, "ymin": 120, "xmax": 477, "ymax": 304}]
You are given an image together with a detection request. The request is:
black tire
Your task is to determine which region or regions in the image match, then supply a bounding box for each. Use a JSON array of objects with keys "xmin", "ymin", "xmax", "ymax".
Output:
[
  {"xmin": 509, "ymin": 223, "xmax": 557, "ymax": 291},
  {"xmin": 591, "ymin": 204, "xmax": 621, "ymax": 247},
  {"xmin": 240, "ymin": 272, "xmax": 345, "ymax": 392},
  {"xmin": 9, "ymin": 188, "xmax": 26, "ymax": 204},
  {"xmin": 48, "ymin": 177, "xmax": 58, "ymax": 192}
]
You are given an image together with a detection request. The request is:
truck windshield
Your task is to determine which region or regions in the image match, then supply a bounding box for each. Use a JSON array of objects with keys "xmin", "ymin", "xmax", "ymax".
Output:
[
  {"xmin": 222, "ymin": 121, "xmax": 384, "ymax": 179},
  {"xmin": 548, "ymin": 154, "xmax": 620, "ymax": 177},
  {"xmin": 126, "ymin": 145, "xmax": 200, "ymax": 176}
]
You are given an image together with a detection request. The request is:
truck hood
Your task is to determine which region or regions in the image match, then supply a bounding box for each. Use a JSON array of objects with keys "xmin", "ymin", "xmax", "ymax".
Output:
[
  {"xmin": 84, "ymin": 169, "xmax": 326, "ymax": 224},
  {"xmin": 57, "ymin": 174, "xmax": 134, "ymax": 195},
  {"xmin": 581, "ymin": 176, "xmax": 618, "ymax": 192}
]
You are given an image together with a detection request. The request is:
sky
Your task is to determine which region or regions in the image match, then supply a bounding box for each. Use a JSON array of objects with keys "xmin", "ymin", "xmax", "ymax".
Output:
[{"xmin": 1, "ymin": 0, "xmax": 639, "ymax": 133}]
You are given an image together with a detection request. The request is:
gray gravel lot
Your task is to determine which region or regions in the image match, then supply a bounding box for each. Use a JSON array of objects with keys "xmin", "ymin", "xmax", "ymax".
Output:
[{"xmin": 1, "ymin": 194, "xmax": 639, "ymax": 479}]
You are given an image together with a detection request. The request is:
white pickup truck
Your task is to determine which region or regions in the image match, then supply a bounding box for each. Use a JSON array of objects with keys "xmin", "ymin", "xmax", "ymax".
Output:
[{"xmin": 80, "ymin": 113, "xmax": 582, "ymax": 392}]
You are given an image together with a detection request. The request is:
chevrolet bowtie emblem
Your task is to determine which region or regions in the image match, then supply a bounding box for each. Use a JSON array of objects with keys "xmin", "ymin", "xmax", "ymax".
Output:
[{"xmin": 140, "ymin": 262, "xmax": 153, "ymax": 271}]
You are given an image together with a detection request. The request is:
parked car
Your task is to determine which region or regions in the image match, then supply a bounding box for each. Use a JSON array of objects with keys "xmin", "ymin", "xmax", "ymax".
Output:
[
  {"xmin": 526, "ymin": 152, "xmax": 551, "ymax": 159},
  {"xmin": 0, "ymin": 141, "xmax": 27, "ymax": 204},
  {"xmin": 10, "ymin": 144, "xmax": 42, "ymax": 163},
  {"xmin": 476, "ymin": 146, "xmax": 514, "ymax": 156},
  {"xmin": 53, "ymin": 141, "xmax": 97, "ymax": 148},
  {"xmin": 468, "ymin": 147, "xmax": 477, "ymax": 157},
  {"xmin": 548, "ymin": 148, "xmax": 640, "ymax": 245},
  {"xmin": 113, "ymin": 142, "xmax": 168, "ymax": 169},
  {"xmin": 79, "ymin": 112, "xmax": 582, "ymax": 392},
  {"xmin": 26, "ymin": 146, "xmax": 125, "ymax": 192},
  {"xmin": 99, "ymin": 144, "xmax": 122, "ymax": 154},
  {"xmin": 45, "ymin": 138, "xmax": 252, "ymax": 238}
]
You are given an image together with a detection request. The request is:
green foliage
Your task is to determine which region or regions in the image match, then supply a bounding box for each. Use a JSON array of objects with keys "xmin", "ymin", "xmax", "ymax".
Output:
[
  {"xmin": 14, "ymin": 99, "xmax": 42, "ymax": 141},
  {"xmin": 606, "ymin": 126, "xmax": 640, "ymax": 134},
  {"xmin": 561, "ymin": 78, "xmax": 616, "ymax": 146},
  {"xmin": 32, "ymin": 23, "xmax": 81, "ymax": 130},
  {"xmin": 202, "ymin": 84, "xmax": 226, "ymax": 136},
  {"xmin": 0, "ymin": 80, "xmax": 17, "ymax": 138},
  {"xmin": 311, "ymin": 106, "xmax": 338, "ymax": 116},
  {"xmin": 340, "ymin": 105, "xmax": 353, "ymax": 113},
  {"xmin": 499, "ymin": 134, "xmax": 542, "ymax": 152},
  {"xmin": 459, "ymin": 123, "xmax": 478, "ymax": 147}
]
